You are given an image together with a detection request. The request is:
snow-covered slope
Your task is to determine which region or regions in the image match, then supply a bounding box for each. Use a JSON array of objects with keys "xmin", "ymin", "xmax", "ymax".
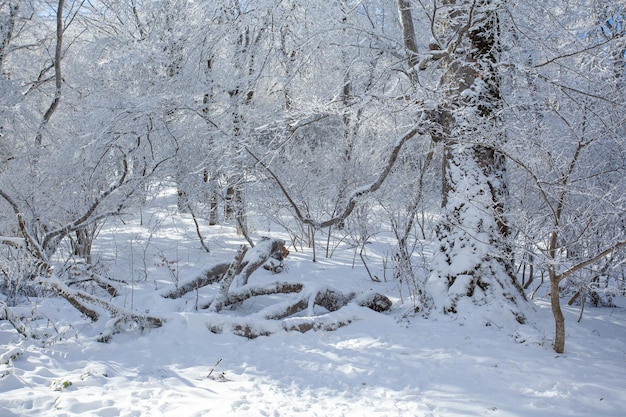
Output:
[{"xmin": 1, "ymin": 194, "xmax": 624, "ymax": 416}]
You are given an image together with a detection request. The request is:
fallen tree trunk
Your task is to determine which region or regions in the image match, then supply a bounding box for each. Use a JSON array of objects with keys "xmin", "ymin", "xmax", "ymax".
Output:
[
  {"xmin": 161, "ymin": 237, "xmax": 286, "ymax": 300},
  {"xmin": 208, "ymin": 245, "xmax": 249, "ymax": 312},
  {"xmin": 157, "ymin": 237, "xmax": 392, "ymax": 339},
  {"xmin": 202, "ymin": 281, "xmax": 304, "ymax": 311},
  {"xmin": 208, "ymin": 303, "xmax": 376, "ymax": 339},
  {"xmin": 206, "ymin": 281, "xmax": 392, "ymax": 338},
  {"xmin": 260, "ymin": 286, "xmax": 391, "ymax": 320},
  {"xmin": 235, "ymin": 238, "xmax": 286, "ymax": 287},
  {"xmin": 46, "ymin": 277, "xmax": 162, "ymax": 342},
  {"xmin": 48, "ymin": 277, "xmax": 100, "ymax": 321},
  {"xmin": 67, "ymin": 271, "xmax": 121, "ymax": 297},
  {"xmin": 233, "ymin": 315, "xmax": 354, "ymax": 338},
  {"xmin": 161, "ymin": 262, "xmax": 230, "ymax": 299}
]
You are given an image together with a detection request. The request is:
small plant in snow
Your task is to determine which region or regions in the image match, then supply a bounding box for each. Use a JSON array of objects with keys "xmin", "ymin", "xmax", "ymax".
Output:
[
  {"xmin": 0, "ymin": 250, "xmax": 48, "ymax": 306},
  {"xmin": 50, "ymin": 380, "xmax": 73, "ymax": 391},
  {"xmin": 155, "ymin": 251, "xmax": 180, "ymax": 294},
  {"xmin": 207, "ymin": 358, "xmax": 228, "ymax": 382}
]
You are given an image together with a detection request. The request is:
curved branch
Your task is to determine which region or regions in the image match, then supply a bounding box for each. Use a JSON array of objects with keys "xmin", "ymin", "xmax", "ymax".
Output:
[
  {"xmin": 534, "ymin": 35, "xmax": 622, "ymax": 69},
  {"xmin": 42, "ymin": 154, "xmax": 129, "ymax": 253},
  {"xmin": 247, "ymin": 125, "xmax": 423, "ymax": 229},
  {"xmin": 0, "ymin": 189, "xmax": 47, "ymax": 261},
  {"xmin": 187, "ymin": 204, "xmax": 210, "ymax": 253}
]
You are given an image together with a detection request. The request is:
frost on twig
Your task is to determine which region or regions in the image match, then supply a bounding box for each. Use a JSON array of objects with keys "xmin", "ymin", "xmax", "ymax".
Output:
[{"xmin": 0, "ymin": 301, "xmax": 33, "ymax": 339}]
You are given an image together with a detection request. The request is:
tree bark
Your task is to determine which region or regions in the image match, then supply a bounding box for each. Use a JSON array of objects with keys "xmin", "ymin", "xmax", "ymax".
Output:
[
  {"xmin": 208, "ymin": 245, "xmax": 248, "ymax": 312},
  {"xmin": 549, "ymin": 269, "xmax": 565, "ymax": 353},
  {"xmin": 161, "ymin": 262, "xmax": 230, "ymax": 299},
  {"xmin": 426, "ymin": 0, "xmax": 526, "ymax": 319},
  {"xmin": 36, "ymin": 0, "xmax": 65, "ymax": 146},
  {"xmin": 0, "ymin": 2, "xmax": 19, "ymax": 71}
]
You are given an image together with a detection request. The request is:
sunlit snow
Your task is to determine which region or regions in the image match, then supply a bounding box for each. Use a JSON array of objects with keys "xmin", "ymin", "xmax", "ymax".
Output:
[{"xmin": 1, "ymin": 191, "xmax": 625, "ymax": 417}]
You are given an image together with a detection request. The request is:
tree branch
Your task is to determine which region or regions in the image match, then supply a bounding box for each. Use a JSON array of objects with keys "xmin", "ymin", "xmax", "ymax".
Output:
[
  {"xmin": 557, "ymin": 240, "xmax": 626, "ymax": 283},
  {"xmin": 534, "ymin": 35, "xmax": 622, "ymax": 69},
  {"xmin": 42, "ymin": 153, "xmax": 129, "ymax": 254},
  {"xmin": 1, "ymin": 301, "xmax": 33, "ymax": 339},
  {"xmin": 36, "ymin": 0, "xmax": 65, "ymax": 145},
  {"xmin": 247, "ymin": 125, "xmax": 423, "ymax": 229},
  {"xmin": 0, "ymin": 189, "xmax": 47, "ymax": 261}
]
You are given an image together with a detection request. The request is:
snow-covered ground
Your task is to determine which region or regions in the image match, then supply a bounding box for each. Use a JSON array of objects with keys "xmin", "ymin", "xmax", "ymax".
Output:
[{"xmin": 1, "ymin": 191, "xmax": 625, "ymax": 416}]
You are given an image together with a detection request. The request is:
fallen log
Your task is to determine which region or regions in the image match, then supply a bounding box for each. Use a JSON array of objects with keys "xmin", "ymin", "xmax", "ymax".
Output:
[
  {"xmin": 161, "ymin": 237, "xmax": 287, "ymax": 300},
  {"xmin": 235, "ymin": 238, "xmax": 286, "ymax": 287},
  {"xmin": 45, "ymin": 277, "xmax": 163, "ymax": 342},
  {"xmin": 161, "ymin": 262, "xmax": 229, "ymax": 299},
  {"xmin": 202, "ymin": 281, "xmax": 304, "ymax": 311},
  {"xmin": 206, "ymin": 281, "xmax": 392, "ymax": 338}
]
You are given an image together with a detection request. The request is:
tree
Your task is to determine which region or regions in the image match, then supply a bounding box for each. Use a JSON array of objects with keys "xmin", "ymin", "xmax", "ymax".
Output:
[
  {"xmin": 396, "ymin": 0, "xmax": 526, "ymax": 320},
  {"xmin": 0, "ymin": 0, "xmax": 176, "ymax": 328},
  {"xmin": 249, "ymin": 1, "xmax": 425, "ymax": 258},
  {"xmin": 502, "ymin": 0, "xmax": 626, "ymax": 352}
]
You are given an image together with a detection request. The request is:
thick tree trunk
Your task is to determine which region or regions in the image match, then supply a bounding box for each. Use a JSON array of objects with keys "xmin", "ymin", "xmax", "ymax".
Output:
[
  {"xmin": 429, "ymin": 144, "xmax": 524, "ymax": 315},
  {"xmin": 426, "ymin": 0, "xmax": 526, "ymax": 320}
]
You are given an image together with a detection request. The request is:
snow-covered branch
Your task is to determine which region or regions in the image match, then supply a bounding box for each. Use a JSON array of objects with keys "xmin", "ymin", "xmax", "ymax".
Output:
[
  {"xmin": 247, "ymin": 125, "xmax": 424, "ymax": 230},
  {"xmin": 557, "ymin": 240, "xmax": 626, "ymax": 283}
]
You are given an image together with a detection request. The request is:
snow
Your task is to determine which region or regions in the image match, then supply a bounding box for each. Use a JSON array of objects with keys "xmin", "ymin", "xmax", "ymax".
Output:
[{"xmin": 1, "ymin": 193, "xmax": 626, "ymax": 416}]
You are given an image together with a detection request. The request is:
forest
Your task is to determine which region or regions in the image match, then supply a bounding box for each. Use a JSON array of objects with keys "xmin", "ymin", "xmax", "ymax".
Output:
[{"xmin": 0, "ymin": 1, "xmax": 625, "ymax": 415}]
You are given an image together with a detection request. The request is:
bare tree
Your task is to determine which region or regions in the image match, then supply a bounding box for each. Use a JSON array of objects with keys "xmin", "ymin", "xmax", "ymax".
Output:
[{"xmin": 501, "ymin": 0, "xmax": 626, "ymax": 352}]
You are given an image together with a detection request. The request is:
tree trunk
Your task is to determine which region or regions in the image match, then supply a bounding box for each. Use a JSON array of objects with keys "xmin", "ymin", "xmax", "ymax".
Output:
[
  {"xmin": 161, "ymin": 262, "xmax": 230, "ymax": 299},
  {"xmin": 208, "ymin": 192, "xmax": 219, "ymax": 226},
  {"xmin": 426, "ymin": 0, "xmax": 526, "ymax": 320},
  {"xmin": 35, "ymin": 0, "xmax": 65, "ymax": 149},
  {"xmin": 0, "ymin": 2, "xmax": 19, "ymax": 71},
  {"xmin": 72, "ymin": 228, "xmax": 93, "ymax": 264},
  {"xmin": 550, "ymin": 268, "xmax": 565, "ymax": 353}
]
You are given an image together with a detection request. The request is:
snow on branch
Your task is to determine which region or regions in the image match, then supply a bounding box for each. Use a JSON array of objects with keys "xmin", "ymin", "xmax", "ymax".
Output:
[
  {"xmin": 557, "ymin": 240, "xmax": 626, "ymax": 283},
  {"xmin": 161, "ymin": 262, "xmax": 230, "ymax": 299},
  {"xmin": 44, "ymin": 277, "xmax": 163, "ymax": 342},
  {"xmin": 0, "ymin": 189, "xmax": 47, "ymax": 261},
  {"xmin": 1, "ymin": 301, "xmax": 33, "ymax": 339},
  {"xmin": 162, "ymin": 237, "xmax": 287, "ymax": 302},
  {"xmin": 208, "ymin": 290, "xmax": 391, "ymax": 339},
  {"xmin": 206, "ymin": 280, "xmax": 392, "ymax": 338},
  {"xmin": 246, "ymin": 125, "xmax": 425, "ymax": 229},
  {"xmin": 157, "ymin": 237, "xmax": 392, "ymax": 338}
]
